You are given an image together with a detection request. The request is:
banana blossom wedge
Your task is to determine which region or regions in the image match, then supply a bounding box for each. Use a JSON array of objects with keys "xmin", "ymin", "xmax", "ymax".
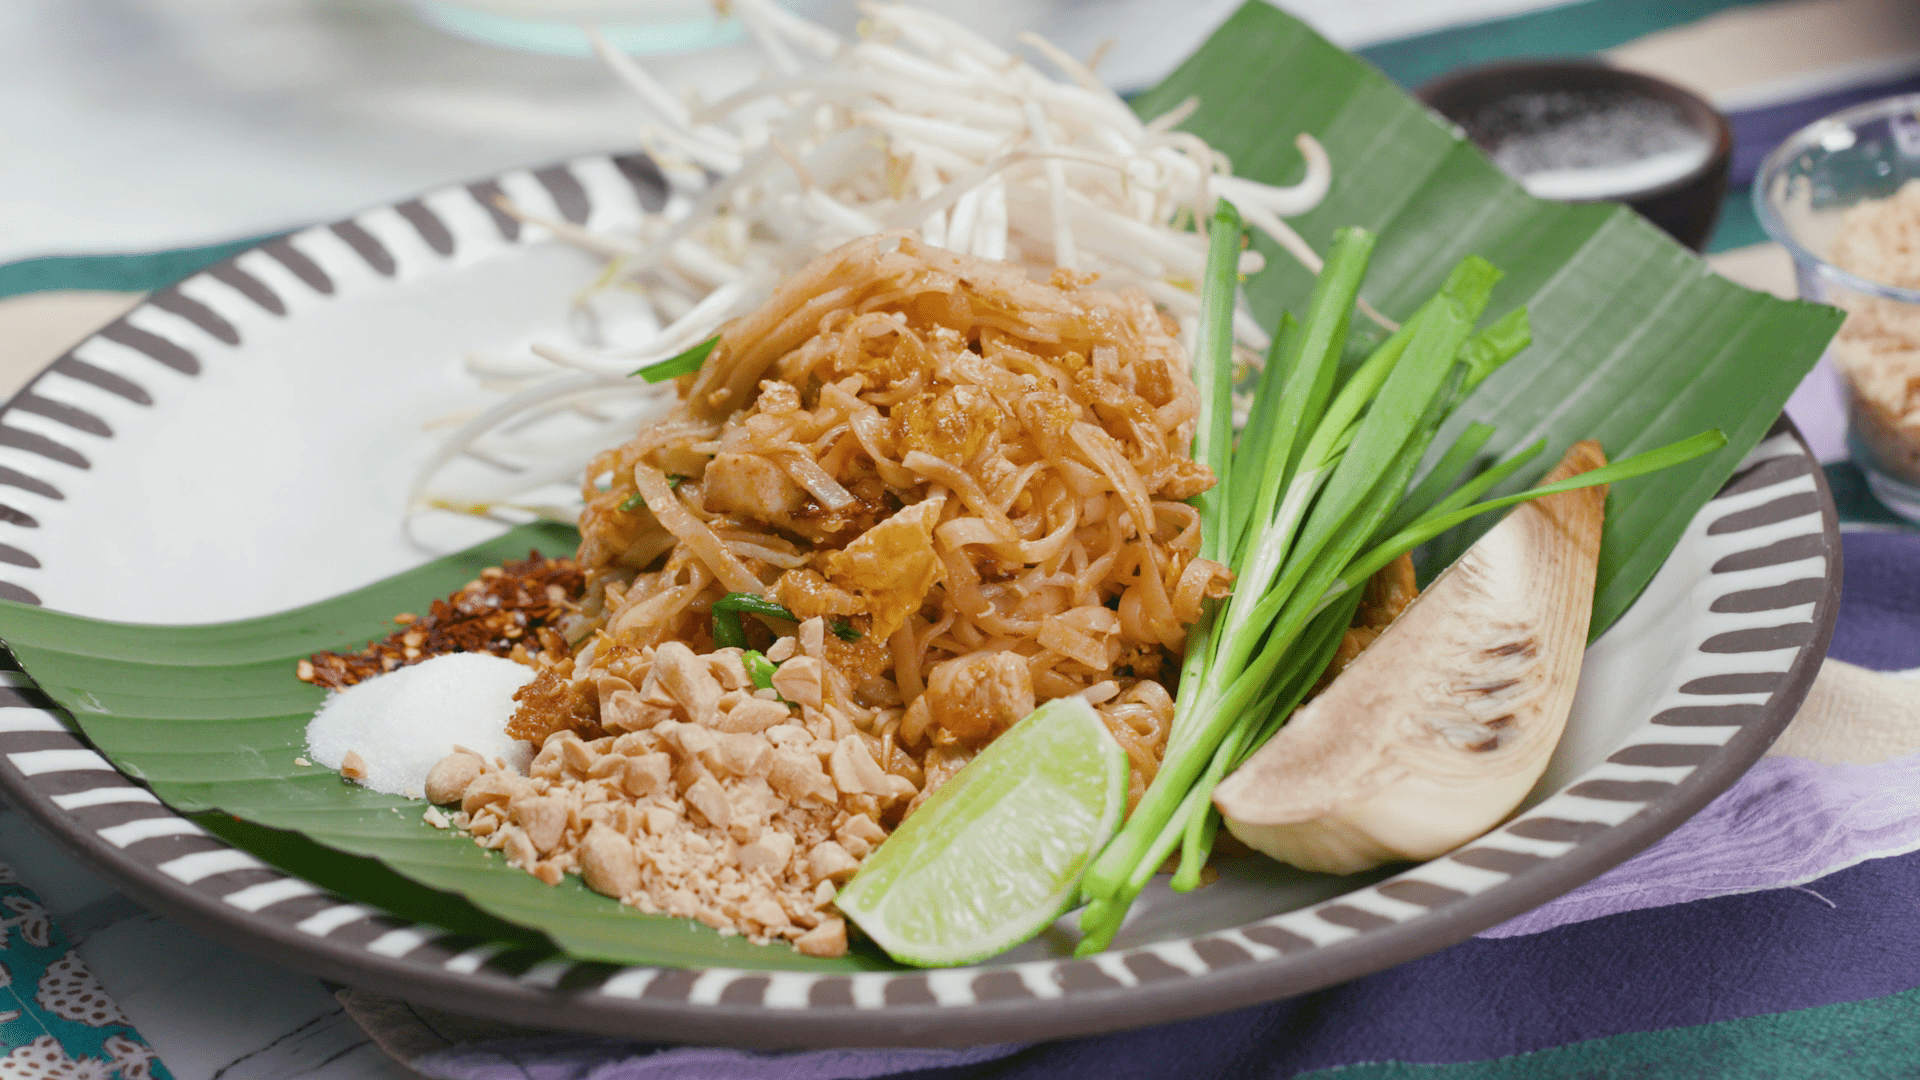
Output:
[{"xmin": 1213, "ymin": 439, "xmax": 1609, "ymax": 875}]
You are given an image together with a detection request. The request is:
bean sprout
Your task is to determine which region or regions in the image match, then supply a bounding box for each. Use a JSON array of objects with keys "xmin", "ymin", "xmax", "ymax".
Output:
[{"xmin": 410, "ymin": 1, "xmax": 1333, "ymax": 532}]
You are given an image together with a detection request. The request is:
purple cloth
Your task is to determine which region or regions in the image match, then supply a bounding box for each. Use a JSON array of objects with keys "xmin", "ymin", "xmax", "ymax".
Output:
[
  {"xmin": 416, "ymin": 854, "xmax": 1920, "ymax": 1079},
  {"xmin": 1476, "ymin": 524, "xmax": 1920, "ymax": 938},
  {"xmin": 1728, "ymin": 71, "xmax": 1920, "ymax": 188},
  {"xmin": 1829, "ymin": 530, "xmax": 1920, "ymax": 673},
  {"xmin": 414, "ymin": 534, "xmax": 1920, "ymax": 1080},
  {"xmin": 967, "ymin": 851, "xmax": 1920, "ymax": 1077},
  {"xmin": 418, "ymin": 1039, "xmax": 1024, "ymax": 1080},
  {"xmin": 1480, "ymin": 749, "xmax": 1920, "ymax": 938},
  {"xmin": 1782, "ymin": 358, "xmax": 1846, "ymax": 464}
]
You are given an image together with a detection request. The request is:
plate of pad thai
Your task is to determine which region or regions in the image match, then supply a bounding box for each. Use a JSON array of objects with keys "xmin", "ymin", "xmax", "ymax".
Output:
[{"xmin": 0, "ymin": 0, "xmax": 1844, "ymax": 1045}]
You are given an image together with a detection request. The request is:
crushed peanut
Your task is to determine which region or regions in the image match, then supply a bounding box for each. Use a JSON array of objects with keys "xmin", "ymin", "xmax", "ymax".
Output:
[{"xmin": 426, "ymin": 626, "xmax": 923, "ymax": 955}]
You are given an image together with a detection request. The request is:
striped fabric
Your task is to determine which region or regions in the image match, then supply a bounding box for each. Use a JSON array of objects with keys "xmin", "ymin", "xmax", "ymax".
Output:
[{"xmin": 375, "ymin": 517, "xmax": 1920, "ymax": 1079}]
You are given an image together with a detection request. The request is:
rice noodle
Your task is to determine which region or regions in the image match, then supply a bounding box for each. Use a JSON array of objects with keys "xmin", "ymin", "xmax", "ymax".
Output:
[
  {"xmin": 529, "ymin": 235, "xmax": 1233, "ymax": 808},
  {"xmin": 629, "ymin": 464, "xmax": 764, "ymax": 594}
]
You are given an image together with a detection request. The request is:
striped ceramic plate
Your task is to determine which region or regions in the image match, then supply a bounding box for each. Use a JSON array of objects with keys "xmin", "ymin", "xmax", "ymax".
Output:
[{"xmin": 0, "ymin": 153, "xmax": 1839, "ymax": 1045}]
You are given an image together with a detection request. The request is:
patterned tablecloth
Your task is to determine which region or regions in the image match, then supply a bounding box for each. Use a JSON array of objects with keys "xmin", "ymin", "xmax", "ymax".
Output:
[
  {"xmin": 5, "ymin": 1, "xmax": 1920, "ymax": 1078},
  {"xmin": 0, "ymin": 863, "xmax": 168, "ymax": 1080}
]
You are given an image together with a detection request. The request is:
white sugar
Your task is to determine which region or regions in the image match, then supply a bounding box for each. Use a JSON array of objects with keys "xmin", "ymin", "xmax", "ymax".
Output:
[
  {"xmin": 305, "ymin": 653, "xmax": 536, "ymax": 797},
  {"xmin": 1520, "ymin": 145, "xmax": 1713, "ymax": 200},
  {"xmin": 1487, "ymin": 95, "xmax": 1712, "ymax": 201}
]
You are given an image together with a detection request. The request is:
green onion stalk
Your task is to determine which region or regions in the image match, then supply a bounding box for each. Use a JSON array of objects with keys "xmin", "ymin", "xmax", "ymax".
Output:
[{"xmin": 1072, "ymin": 202, "xmax": 1726, "ymax": 954}]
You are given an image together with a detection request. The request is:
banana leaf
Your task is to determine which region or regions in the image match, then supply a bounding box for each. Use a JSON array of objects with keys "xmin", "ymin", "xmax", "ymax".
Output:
[
  {"xmin": 1, "ymin": 523, "xmax": 888, "ymax": 971},
  {"xmin": 1134, "ymin": 1, "xmax": 1842, "ymax": 632},
  {"xmin": 1, "ymin": 4, "xmax": 1843, "ymax": 970}
]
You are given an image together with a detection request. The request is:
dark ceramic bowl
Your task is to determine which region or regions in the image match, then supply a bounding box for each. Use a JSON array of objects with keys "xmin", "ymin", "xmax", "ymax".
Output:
[{"xmin": 1418, "ymin": 60, "xmax": 1734, "ymax": 250}]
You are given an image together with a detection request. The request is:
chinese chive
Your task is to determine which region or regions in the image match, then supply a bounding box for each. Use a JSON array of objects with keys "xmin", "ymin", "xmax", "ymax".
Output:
[
  {"xmin": 743, "ymin": 650, "xmax": 779, "ymax": 690},
  {"xmin": 633, "ymin": 335, "xmax": 720, "ymax": 382}
]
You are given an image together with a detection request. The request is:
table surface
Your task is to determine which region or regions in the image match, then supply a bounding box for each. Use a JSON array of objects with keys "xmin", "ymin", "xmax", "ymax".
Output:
[{"xmin": 3, "ymin": 1, "xmax": 1913, "ymax": 1077}]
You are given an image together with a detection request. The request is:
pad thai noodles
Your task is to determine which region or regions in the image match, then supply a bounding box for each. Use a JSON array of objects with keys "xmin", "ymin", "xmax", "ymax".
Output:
[
  {"xmin": 300, "ymin": 3, "xmax": 1380, "ymax": 956},
  {"xmin": 511, "ymin": 230, "xmax": 1233, "ymax": 812},
  {"xmin": 293, "ymin": 2, "xmax": 1731, "ymax": 963},
  {"xmin": 306, "ymin": 231, "xmax": 1439, "ymax": 955}
]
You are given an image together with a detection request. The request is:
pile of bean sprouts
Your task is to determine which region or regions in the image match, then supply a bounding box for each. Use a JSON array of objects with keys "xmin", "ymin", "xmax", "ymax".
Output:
[{"xmin": 410, "ymin": 0, "xmax": 1334, "ymax": 530}]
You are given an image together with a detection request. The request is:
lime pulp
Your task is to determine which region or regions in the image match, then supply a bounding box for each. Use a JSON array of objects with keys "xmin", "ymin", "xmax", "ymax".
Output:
[{"xmin": 834, "ymin": 696, "xmax": 1128, "ymax": 967}]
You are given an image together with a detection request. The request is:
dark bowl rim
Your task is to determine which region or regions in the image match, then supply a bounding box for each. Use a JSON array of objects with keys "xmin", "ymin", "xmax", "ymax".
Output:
[{"xmin": 1414, "ymin": 57, "xmax": 1735, "ymax": 205}]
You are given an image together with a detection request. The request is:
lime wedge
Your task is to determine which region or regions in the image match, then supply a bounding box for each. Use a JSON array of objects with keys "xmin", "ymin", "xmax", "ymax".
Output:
[{"xmin": 836, "ymin": 696, "xmax": 1128, "ymax": 967}]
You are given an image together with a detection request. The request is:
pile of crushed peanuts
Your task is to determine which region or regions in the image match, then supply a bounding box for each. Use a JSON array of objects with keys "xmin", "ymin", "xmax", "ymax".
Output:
[{"xmin": 420, "ymin": 617, "xmax": 917, "ymax": 956}]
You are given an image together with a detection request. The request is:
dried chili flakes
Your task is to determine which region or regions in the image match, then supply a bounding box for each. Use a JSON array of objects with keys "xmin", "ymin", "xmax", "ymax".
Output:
[{"xmin": 298, "ymin": 552, "xmax": 585, "ymax": 690}]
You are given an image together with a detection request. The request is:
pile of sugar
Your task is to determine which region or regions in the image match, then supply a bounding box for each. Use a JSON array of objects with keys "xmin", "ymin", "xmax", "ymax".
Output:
[
  {"xmin": 1517, "ymin": 145, "xmax": 1712, "ymax": 201},
  {"xmin": 305, "ymin": 652, "xmax": 536, "ymax": 797},
  {"xmin": 1482, "ymin": 94, "xmax": 1712, "ymax": 201}
]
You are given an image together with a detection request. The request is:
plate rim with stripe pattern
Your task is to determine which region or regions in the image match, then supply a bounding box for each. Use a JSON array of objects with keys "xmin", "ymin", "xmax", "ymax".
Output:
[{"xmin": 0, "ymin": 152, "xmax": 1842, "ymax": 1047}]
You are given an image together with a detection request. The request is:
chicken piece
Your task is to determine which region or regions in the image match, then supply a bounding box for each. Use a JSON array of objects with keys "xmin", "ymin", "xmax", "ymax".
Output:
[
  {"xmin": 923, "ymin": 651, "xmax": 1035, "ymax": 747},
  {"xmin": 703, "ymin": 452, "xmax": 805, "ymax": 522}
]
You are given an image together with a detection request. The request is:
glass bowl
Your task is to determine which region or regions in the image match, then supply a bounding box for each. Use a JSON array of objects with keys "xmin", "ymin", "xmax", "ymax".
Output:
[{"xmin": 1755, "ymin": 93, "xmax": 1920, "ymax": 521}]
